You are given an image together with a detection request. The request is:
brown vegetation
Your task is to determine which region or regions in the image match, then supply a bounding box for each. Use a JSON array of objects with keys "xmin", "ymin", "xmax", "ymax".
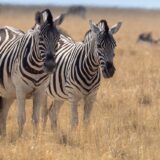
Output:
[{"xmin": 0, "ymin": 6, "xmax": 160, "ymax": 160}]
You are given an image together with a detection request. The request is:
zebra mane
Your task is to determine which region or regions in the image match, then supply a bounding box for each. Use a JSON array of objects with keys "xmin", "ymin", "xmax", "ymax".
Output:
[
  {"xmin": 84, "ymin": 29, "xmax": 91, "ymax": 38},
  {"xmin": 83, "ymin": 20, "xmax": 116, "ymax": 48},
  {"xmin": 84, "ymin": 19, "xmax": 109, "ymax": 36},
  {"xmin": 58, "ymin": 28, "xmax": 75, "ymax": 42},
  {"xmin": 58, "ymin": 28, "xmax": 70, "ymax": 37}
]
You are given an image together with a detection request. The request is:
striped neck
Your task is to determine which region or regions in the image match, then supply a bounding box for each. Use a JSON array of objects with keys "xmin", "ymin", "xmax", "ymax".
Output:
[
  {"xmin": 21, "ymin": 32, "xmax": 45, "ymax": 74},
  {"xmin": 83, "ymin": 38, "xmax": 99, "ymax": 73}
]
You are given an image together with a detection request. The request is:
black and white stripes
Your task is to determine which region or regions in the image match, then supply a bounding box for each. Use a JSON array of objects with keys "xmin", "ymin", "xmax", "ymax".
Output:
[
  {"xmin": 0, "ymin": 9, "xmax": 65, "ymax": 136},
  {"xmin": 43, "ymin": 20, "xmax": 122, "ymax": 130},
  {"xmin": 0, "ymin": 12, "xmax": 121, "ymax": 135}
]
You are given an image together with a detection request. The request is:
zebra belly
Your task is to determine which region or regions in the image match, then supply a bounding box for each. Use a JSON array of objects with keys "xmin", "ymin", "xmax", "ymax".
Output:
[
  {"xmin": 12, "ymin": 73, "xmax": 49, "ymax": 97},
  {"xmin": 47, "ymin": 81, "xmax": 99, "ymax": 102},
  {"xmin": 47, "ymin": 86, "xmax": 68, "ymax": 101},
  {"xmin": 47, "ymin": 73, "xmax": 101, "ymax": 102},
  {"xmin": 0, "ymin": 77, "xmax": 46, "ymax": 98},
  {"xmin": 0, "ymin": 85, "xmax": 16, "ymax": 98},
  {"xmin": 0, "ymin": 73, "xmax": 16, "ymax": 98},
  {"xmin": 0, "ymin": 70, "xmax": 49, "ymax": 99}
]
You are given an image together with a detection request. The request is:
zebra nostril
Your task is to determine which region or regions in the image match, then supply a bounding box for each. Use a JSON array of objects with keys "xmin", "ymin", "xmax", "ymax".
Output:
[
  {"xmin": 106, "ymin": 62, "xmax": 113, "ymax": 69},
  {"xmin": 46, "ymin": 51, "xmax": 55, "ymax": 58},
  {"xmin": 111, "ymin": 68, "xmax": 115, "ymax": 74}
]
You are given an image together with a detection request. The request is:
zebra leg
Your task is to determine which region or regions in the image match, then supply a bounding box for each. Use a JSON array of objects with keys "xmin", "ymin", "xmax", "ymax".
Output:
[
  {"xmin": 41, "ymin": 95, "xmax": 48, "ymax": 130},
  {"xmin": 70, "ymin": 100, "xmax": 79, "ymax": 129},
  {"xmin": 0, "ymin": 97, "xmax": 13, "ymax": 136},
  {"xmin": 32, "ymin": 91, "xmax": 45, "ymax": 135},
  {"xmin": 49, "ymin": 100, "xmax": 64, "ymax": 130},
  {"xmin": 16, "ymin": 89, "xmax": 26, "ymax": 136},
  {"xmin": 0, "ymin": 97, "xmax": 4, "ymax": 135},
  {"xmin": 83, "ymin": 96, "xmax": 95, "ymax": 126}
]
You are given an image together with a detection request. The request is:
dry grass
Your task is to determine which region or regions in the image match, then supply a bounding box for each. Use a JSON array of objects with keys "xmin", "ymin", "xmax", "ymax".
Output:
[{"xmin": 0, "ymin": 6, "xmax": 160, "ymax": 160}]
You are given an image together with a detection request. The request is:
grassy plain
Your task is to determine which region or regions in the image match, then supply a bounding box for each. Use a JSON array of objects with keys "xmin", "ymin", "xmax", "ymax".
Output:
[{"xmin": 0, "ymin": 6, "xmax": 160, "ymax": 160}]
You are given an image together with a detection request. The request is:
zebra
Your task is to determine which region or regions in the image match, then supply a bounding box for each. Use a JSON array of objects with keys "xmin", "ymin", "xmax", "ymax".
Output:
[
  {"xmin": 42, "ymin": 19, "xmax": 122, "ymax": 130},
  {"xmin": 66, "ymin": 5, "xmax": 86, "ymax": 18},
  {"xmin": 137, "ymin": 32, "xmax": 160, "ymax": 44},
  {"xmin": 0, "ymin": 9, "xmax": 65, "ymax": 136}
]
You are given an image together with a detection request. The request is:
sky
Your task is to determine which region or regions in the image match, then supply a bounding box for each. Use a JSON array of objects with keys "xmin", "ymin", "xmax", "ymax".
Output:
[{"xmin": 1, "ymin": 0, "xmax": 160, "ymax": 9}]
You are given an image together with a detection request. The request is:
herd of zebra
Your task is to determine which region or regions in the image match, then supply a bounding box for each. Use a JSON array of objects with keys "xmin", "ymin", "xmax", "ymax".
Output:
[{"xmin": 0, "ymin": 9, "xmax": 122, "ymax": 136}]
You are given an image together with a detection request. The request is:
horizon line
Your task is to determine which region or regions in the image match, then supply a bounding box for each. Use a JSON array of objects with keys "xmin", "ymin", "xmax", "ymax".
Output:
[{"xmin": 1, "ymin": 3, "xmax": 160, "ymax": 10}]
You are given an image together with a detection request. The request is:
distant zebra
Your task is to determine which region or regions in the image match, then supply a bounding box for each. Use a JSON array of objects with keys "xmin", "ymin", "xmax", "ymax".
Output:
[
  {"xmin": 42, "ymin": 20, "xmax": 122, "ymax": 130},
  {"xmin": 137, "ymin": 32, "xmax": 160, "ymax": 44},
  {"xmin": 66, "ymin": 5, "xmax": 86, "ymax": 18},
  {"xmin": 0, "ymin": 9, "xmax": 65, "ymax": 136}
]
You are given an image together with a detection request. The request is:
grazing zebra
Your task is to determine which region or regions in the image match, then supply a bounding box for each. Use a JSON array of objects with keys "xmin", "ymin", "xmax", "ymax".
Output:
[
  {"xmin": 137, "ymin": 32, "xmax": 160, "ymax": 44},
  {"xmin": 66, "ymin": 5, "xmax": 86, "ymax": 18},
  {"xmin": 0, "ymin": 9, "xmax": 65, "ymax": 136},
  {"xmin": 42, "ymin": 20, "xmax": 122, "ymax": 130}
]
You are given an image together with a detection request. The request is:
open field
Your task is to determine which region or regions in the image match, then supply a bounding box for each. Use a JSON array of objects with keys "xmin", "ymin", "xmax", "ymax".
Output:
[{"xmin": 0, "ymin": 6, "xmax": 160, "ymax": 160}]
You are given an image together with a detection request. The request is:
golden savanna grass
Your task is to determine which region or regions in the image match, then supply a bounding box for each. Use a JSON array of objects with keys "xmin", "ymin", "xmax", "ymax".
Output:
[{"xmin": 0, "ymin": 6, "xmax": 160, "ymax": 160}]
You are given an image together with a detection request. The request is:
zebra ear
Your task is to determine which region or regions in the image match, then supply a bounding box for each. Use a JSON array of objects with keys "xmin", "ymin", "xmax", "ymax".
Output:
[
  {"xmin": 109, "ymin": 22, "xmax": 122, "ymax": 35},
  {"xmin": 42, "ymin": 9, "xmax": 53, "ymax": 25},
  {"xmin": 35, "ymin": 11, "xmax": 42, "ymax": 25},
  {"xmin": 98, "ymin": 20, "xmax": 109, "ymax": 32},
  {"xmin": 89, "ymin": 20, "xmax": 100, "ymax": 34},
  {"xmin": 54, "ymin": 13, "xmax": 66, "ymax": 26},
  {"xmin": 35, "ymin": 9, "xmax": 53, "ymax": 26}
]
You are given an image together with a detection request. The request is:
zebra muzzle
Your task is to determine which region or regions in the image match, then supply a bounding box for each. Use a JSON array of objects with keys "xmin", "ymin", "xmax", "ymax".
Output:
[
  {"xmin": 43, "ymin": 61, "xmax": 56, "ymax": 73},
  {"xmin": 102, "ymin": 62, "xmax": 115, "ymax": 78},
  {"xmin": 43, "ymin": 53, "xmax": 56, "ymax": 73},
  {"xmin": 44, "ymin": 60, "xmax": 56, "ymax": 73}
]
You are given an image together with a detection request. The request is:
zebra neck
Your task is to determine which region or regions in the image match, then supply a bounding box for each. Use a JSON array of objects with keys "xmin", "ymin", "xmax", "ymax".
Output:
[
  {"xmin": 84, "ymin": 40, "xmax": 99, "ymax": 72},
  {"xmin": 21, "ymin": 35, "xmax": 44, "ymax": 74}
]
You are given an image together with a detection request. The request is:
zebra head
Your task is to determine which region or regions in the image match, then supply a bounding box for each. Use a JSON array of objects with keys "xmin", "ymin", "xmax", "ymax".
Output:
[
  {"xmin": 34, "ymin": 9, "xmax": 65, "ymax": 73},
  {"xmin": 89, "ymin": 20, "xmax": 122, "ymax": 78}
]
